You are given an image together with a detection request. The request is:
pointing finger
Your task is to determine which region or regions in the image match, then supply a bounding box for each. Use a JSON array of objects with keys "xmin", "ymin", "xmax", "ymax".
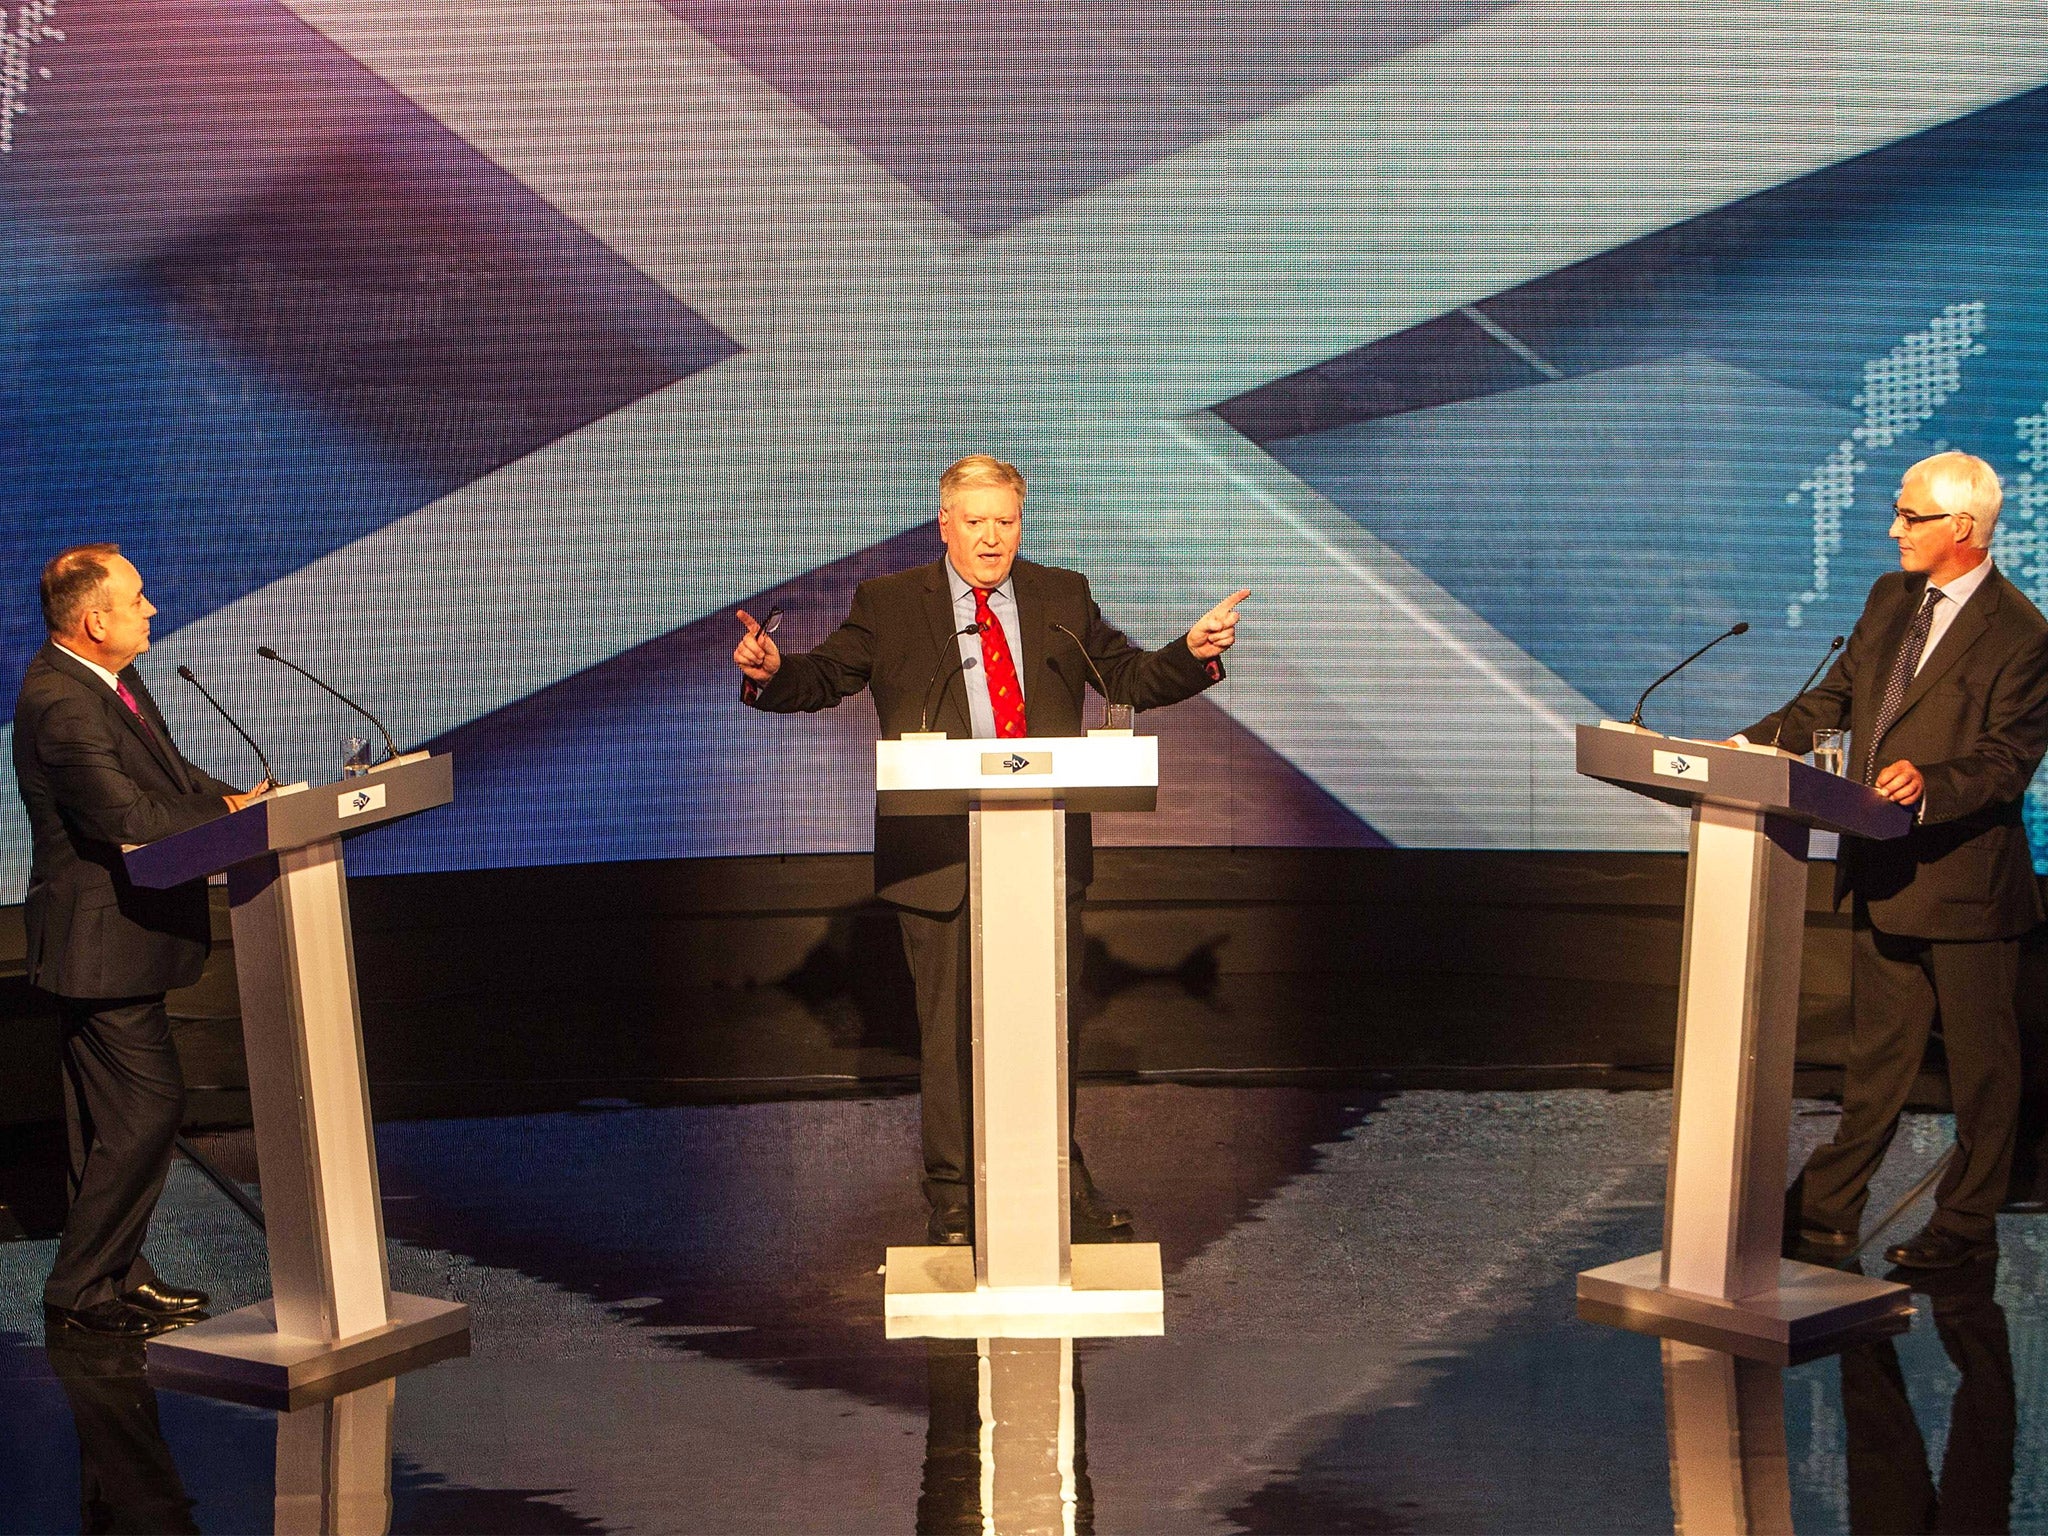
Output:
[
  {"xmin": 1211, "ymin": 588, "xmax": 1252, "ymax": 618},
  {"xmin": 736, "ymin": 608, "xmax": 763, "ymax": 637}
]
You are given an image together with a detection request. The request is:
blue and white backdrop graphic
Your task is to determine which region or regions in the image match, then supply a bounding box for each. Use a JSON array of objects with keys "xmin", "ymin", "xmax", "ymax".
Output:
[{"xmin": 9, "ymin": 2, "xmax": 2048, "ymax": 887}]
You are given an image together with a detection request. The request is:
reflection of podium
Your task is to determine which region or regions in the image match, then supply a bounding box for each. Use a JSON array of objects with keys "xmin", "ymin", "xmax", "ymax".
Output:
[
  {"xmin": 877, "ymin": 736, "xmax": 1164, "ymax": 1338},
  {"xmin": 124, "ymin": 756, "xmax": 470, "ymax": 1395},
  {"xmin": 1574, "ymin": 726, "xmax": 1915, "ymax": 1360},
  {"xmin": 1660, "ymin": 1340, "xmax": 1792, "ymax": 1535},
  {"xmin": 921, "ymin": 1336, "xmax": 1089, "ymax": 1533}
]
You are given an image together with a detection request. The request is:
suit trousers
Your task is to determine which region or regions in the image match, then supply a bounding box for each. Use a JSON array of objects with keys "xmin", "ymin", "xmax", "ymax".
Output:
[
  {"xmin": 1794, "ymin": 919, "xmax": 2021, "ymax": 1242},
  {"xmin": 899, "ymin": 896, "xmax": 1085, "ymax": 1210},
  {"xmin": 44, "ymin": 995, "xmax": 183, "ymax": 1311}
]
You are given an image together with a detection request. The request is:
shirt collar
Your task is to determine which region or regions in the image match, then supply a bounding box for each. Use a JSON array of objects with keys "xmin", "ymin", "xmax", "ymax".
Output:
[
  {"xmin": 1931, "ymin": 557, "xmax": 1995, "ymax": 608},
  {"xmin": 53, "ymin": 642, "xmax": 124, "ymax": 693},
  {"xmin": 944, "ymin": 559, "xmax": 1015, "ymax": 607}
]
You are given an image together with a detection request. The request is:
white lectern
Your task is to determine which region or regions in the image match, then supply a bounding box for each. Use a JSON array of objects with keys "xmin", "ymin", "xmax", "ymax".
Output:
[
  {"xmin": 123, "ymin": 754, "xmax": 469, "ymax": 1396},
  {"xmin": 878, "ymin": 735, "xmax": 1165, "ymax": 1338},
  {"xmin": 1574, "ymin": 725, "xmax": 1916, "ymax": 1361}
]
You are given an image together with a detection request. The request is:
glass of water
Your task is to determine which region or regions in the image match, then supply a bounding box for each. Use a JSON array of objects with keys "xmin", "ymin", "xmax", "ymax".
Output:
[
  {"xmin": 342, "ymin": 734, "xmax": 373, "ymax": 778},
  {"xmin": 1099, "ymin": 702, "xmax": 1135, "ymax": 733},
  {"xmin": 1811, "ymin": 727, "xmax": 1849, "ymax": 776}
]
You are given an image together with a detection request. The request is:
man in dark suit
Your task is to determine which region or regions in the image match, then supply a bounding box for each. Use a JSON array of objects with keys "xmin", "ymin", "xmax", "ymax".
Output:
[
  {"xmin": 13, "ymin": 544, "xmax": 266, "ymax": 1336},
  {"xmin": 732, "ymin": 455, "xmax": 1246, "ymax": 1243},
  {"xmin": 1738, "ymin": 452, "xmax": 2048, "ymax": 1269}
]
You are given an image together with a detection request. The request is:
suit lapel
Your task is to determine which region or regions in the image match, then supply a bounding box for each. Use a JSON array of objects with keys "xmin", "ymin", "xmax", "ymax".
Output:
[
  {"xmin": 41, "ymin": 644, "xmax": 186, "ymax": 786},
  {"xmin": 1880, "ymin": 571, "xmax": 1998, "ymax": 746},
  {"xmin": 1012, "ymin": 560, "xmax": 1049, "ymax": 725},
  {"xmin": 919, "ymin": 562, "xmax": 974, "ymax": 737},
  {"xmin": 122, "ymin": 667, "xmax": 194, "ymax": 790}
]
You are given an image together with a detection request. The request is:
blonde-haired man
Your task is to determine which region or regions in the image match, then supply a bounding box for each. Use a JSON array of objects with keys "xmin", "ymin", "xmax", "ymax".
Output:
[
  {"xmin": 1738, "ymin": 451, "xmax": 2048, "ymax": 1268},
  {"xmin": 733, "ymin": 455, "xmax": 1248, "ymax": 1244}
]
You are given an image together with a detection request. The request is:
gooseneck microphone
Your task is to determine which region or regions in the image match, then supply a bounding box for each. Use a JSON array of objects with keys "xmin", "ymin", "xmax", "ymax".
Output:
[
  {"xmin": 1766, "ymin": 634, "xmax": 1847, "ymax": 750},
  {"xmin": 176, "ymin": 665, "xmax": 277, "ymax": 788},
  {"xmin": 919, "ymin": 623, "xmax": 984, "ymax": 733},
  {"xmin": 1048, "ymin": 622, "xmax": 1116, "ymax": 706},
  {"xmin": 257, "ymin": 646, "xmax": 400, "ymax": 763},
  {"xmin": 1628, "ymin": 621, "xmax": 1750, "ymax": 728}
]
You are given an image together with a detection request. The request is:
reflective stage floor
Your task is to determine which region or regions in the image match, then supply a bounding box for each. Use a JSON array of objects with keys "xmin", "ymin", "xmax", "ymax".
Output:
[{"xmin": 2, "ymin": 1085, "xmax": 2044, "ymax": 1534}]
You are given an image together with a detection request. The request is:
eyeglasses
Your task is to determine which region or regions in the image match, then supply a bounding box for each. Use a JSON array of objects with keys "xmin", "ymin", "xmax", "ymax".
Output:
[{"xmin": 1891, "ymin": 506, "xmax": 1955, "ymax": 527}]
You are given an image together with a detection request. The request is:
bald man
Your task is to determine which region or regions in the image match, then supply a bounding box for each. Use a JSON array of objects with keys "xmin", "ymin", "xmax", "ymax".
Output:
[
  {"xmin": 14, "ymin": 544, "xmax": 268, "ymax": 1337},
  {"xmin": 1737, "ymin": 452, "xmax": 2048, "ymax": 1269}
]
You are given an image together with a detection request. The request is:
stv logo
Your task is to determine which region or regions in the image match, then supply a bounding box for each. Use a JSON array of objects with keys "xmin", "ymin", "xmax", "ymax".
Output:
[
  {"xmin": 350, "ymin": 790, "xmax": 374, "ymax": 811},
  {"xmin": 1001, "ymin": 754, "xmax": 1030, "ymax": 774},
  {"xmin": 1668, "ymin": 756, "xmax": 1691, "ymax": 775}
]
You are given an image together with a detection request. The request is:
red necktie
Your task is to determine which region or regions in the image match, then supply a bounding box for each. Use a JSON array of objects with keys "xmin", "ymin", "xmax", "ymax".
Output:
[
  {"xmin": 115, "ymin": 680, "xmax": 160, "ymax": 745},
  {"xmin": 973, "ymin": 588, "xmax": 1028, "ymax": 738}
]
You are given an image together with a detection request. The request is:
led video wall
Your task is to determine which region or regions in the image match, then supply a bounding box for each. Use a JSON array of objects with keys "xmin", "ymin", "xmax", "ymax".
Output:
[{"xmin": 8, "ymin": 3, "xmax": 2048, "ymax": 883}]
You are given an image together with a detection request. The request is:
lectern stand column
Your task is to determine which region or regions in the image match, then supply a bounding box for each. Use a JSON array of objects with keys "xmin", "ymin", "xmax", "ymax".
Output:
[
  {"xmin": 970, "ymin": 803, "xmax": 1072, "ymax": 1289},
  {"xmin": 226, "ymin": 838, "xmax": 391, "ymax": 1343},
  {"xmin": 879, "ymin": 734, "xmax": 1164, "ymax": 1338},
  {"xmin": 1663, "ymin": 803, "xmax": 1808, "ymax": 1301}
]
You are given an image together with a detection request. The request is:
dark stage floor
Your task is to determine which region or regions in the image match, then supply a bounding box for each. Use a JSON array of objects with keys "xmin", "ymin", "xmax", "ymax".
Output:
[{"xmin": 1, "ymin": 1085, "xmax": 2042, "ymax": 1534}]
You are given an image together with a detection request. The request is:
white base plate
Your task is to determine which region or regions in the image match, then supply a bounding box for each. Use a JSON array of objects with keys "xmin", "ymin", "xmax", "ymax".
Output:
[
  {"xmin": 1578, "ymin": 1251, "xmax": 1912, "ymax": 1363},
  {"xmin": 884, "ymin": 1243, "xmax": 1165, "ymax": 1339},
  {"xmin": 146, "ymin": 1292, "xmax": 471, "ymax": 1399}
]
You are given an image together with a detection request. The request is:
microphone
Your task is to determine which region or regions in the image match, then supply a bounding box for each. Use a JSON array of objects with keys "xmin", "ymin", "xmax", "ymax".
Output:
[
  {"xmin": 919, "ymin": 623, "xmax": 984, "ymax": 733},
  {"xmin": 177, "ymin": 665, "xmax": 277, "ymax": 789},
  {"xmin": 1048, "ymin": 622, "xmax": 1116, "ymax": 706},
  {"xmin": 1766, "ymin": 634, "xmax": 1847, "ymax": 750},
  {"xmin": 1628, "ymin": 621, "xmax": 1750, "ymax": 728},
  {"xmin": 257, "ymin": 646, "xmax": 400, "ymax": 764}
]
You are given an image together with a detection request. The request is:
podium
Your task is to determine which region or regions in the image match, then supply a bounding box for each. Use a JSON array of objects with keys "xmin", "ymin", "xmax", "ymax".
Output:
[
  {"xmin": 877, "ymin": 734, "xmax": 1165, "ymax": 1338},
  {"xmin": 1573, "ymin": 724, "xmax": 1916, "ymax": 1361},
  {"xmin": 123, "ymin": 754, "xmax": 469, "ymax": 1397}
]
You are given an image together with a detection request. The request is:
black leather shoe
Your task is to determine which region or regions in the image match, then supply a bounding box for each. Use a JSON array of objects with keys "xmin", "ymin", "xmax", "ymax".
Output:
[
  {"xmin": 927, "ymin": 1204, "xmax": 971, "ymax": 1246},
  {"xmin": 44, "ymin": 1300, "xmax": 157, "ymax": 1339},
  {"xmin": 1072, "ymin": 1182, "xmax": 1132, "ymax": 1231},
  {"xmin": 1884, "ymin": 1225, "xmax": 1997, "ymax": 1270},
  {"xmin": 123, "ymin": 1280, "xmax": 210, "ymax": 1317}
]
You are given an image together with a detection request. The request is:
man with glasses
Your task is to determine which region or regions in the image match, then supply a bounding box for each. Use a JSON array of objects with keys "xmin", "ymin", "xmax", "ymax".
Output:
[{"xmin": 1734, "ymin": 451, "xmax": 2048, "ymax": 1268}]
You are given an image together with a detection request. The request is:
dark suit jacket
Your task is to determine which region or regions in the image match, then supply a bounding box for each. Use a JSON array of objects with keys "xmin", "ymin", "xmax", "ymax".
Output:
[
  {"xmin": 1742, "ymin": 566, "xmax": 2048, "ymax": 940},
  {"xmin": 13, "ymin": 643, "xmax": 238, "ymax": 998},
  {"xmin": 747, "ymin": 558, "xmax": 1222, "ymax": 912}
]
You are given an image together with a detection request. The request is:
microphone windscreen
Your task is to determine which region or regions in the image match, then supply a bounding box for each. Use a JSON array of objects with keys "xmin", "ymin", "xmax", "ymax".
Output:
[
  {"xmin": 257, "ymin": 645, "xmax": 279, "ymax": 659},
  {"xmin": 1730, "ymin": 622, "xmax": 1750, "ymax": 635}
]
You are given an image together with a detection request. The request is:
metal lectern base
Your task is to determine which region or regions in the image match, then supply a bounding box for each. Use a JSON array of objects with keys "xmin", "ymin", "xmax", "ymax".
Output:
[
  {"xmin": 146, "ymin": 1293, "xmax": 471, "ymax": 1398},
  {"xmin": 883, "ymin": 1243, "xmax": 1165, "ymax": 1339},
  {"xmin": 1577, "ymin": 1252, "xmax": 1912, "ymax": 1364}
]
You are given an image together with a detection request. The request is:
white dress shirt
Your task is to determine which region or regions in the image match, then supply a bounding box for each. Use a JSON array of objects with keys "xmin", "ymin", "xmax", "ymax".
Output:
[
  {"xmin": 944, "ymin": 561, "xmax": 1025, "ymax": 739},
  {"xmin": 1914, "ymin": 556, "xmax": 1995, "ymax": 673},
  {"xmin": 54, "ymin": 642, "xmax": 123, "ymax": 694}
]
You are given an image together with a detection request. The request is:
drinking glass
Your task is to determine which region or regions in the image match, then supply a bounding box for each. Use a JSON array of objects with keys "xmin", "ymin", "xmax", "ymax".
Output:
[
  {"xmin": 341, "ymin": 735, "xmax": 373, "ymax": 778},
  {"xmin": 1810, "ymin": 727, "xmax": 1849, "ymax": 777}
]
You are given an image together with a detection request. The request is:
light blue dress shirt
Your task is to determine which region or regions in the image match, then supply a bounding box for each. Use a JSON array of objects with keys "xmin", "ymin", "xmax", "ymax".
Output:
[{"xmin": 944, "ymin": 561, "xmax": 1025, "ymax": 739}]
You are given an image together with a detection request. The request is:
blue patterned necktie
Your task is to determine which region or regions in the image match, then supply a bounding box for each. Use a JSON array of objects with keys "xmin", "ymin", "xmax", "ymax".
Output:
[{"xmin": 1864, "ymin": 585, "xmax": 1942, "ymax": 783}]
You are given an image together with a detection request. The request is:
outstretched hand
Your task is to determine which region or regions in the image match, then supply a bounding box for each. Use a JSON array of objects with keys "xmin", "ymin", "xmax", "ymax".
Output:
[
  {"xmin": 733, "ymin": 608, "xmax": 782, "ymax": 683},
  {"xmin": 1188, "ymin": 589, "xmax": 1251, "ymax": 660}
]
